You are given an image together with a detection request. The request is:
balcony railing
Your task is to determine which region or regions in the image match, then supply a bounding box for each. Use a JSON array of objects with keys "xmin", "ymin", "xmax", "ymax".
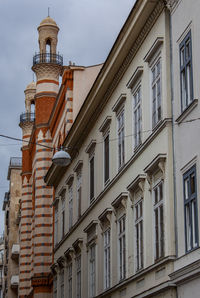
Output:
[
  {"xmin": 10, "ymin": 157, "xmax": 22, "ymax": 167},
  {"xmin": 20, "ymin": 112, "xmax": 35, "ymax": 124},
  {"xmin": 33, "ymin": 52, "xmax": 63, "ymax": 66}
]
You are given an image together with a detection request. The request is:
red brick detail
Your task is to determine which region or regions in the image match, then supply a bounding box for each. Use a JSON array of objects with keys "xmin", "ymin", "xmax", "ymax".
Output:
[
  {"xmin": 37, "ymin": 79, "xmax": 59, "ymax": 85},
  {"xmin": 35, "ymin": 96, "xmax": 56, "ymax": 125}
]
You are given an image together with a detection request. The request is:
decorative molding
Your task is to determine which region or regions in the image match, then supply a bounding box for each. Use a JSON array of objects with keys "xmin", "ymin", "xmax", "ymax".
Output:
[
  {"xmin": 165, "ymin": 0, "xmax": 179, "ymax": 12},
  {"xmin": 169, "ymin": 259, "xmax": 200, "ymax": 284},
  {"xmin": 73, "ymin": 160, "xmax": 83, "ymax": 173},
  {"xmin": 32, "ymin": 63, "xmax": 62, "ymax": 81},
  {"xmin": 127, "ymin": 174, "xmax": 146, "ymax": 193},
  {"xmin": 144, "ymin": 154, "xmax": 166, "ymax": 186},
  {"xmin": 111, "ymin": 192, "xmax": 128, "ymax": 212},
  {"xmin": 176, "ymin": 99, "xmax": 198, "ymax": 124},
  {"xmin": 57, "ymin": 256, "xmax": 65, "ymax": 268},
  {"xmin": 65, "ymin": 174, "xmax": 74, "ymax": 186},
  {"xmin": 99, "ymin": 116, "xmax": 112, "ymax": 133},
  {"xmin": 126, "ymin": 66, "xmax": 143, "ymax": 89},
  {"xmin": 112, "ymin": 93, "xmax": 126, "ymax": 113},
  {"xmin": 98, "ymin": 208, "xmax": 112, "ymax": 230},
  {"xmin": 83, "ymin": 220, "xmax": 98, "ymax": 234},
  {"xmin": 50, "ymin": 263, "xmax": 58, "ymax": 275},
  {"xmin": 72, "ymin": 238, "xmax": 83, "ymax": 254},
  {"xmin": 52, "ymin": 196, "xmax": 59, "ymax": 206},
  {"xmin": 58, "ymin": 186, "xmax": 66, "ymax": 196},
  {"xmin": 85, "ymin": 140, "xmax": 96, "ymax": 154},
  {"xmin": 64, "ymin": 247, "xmax": 74, "ymax": 260},
  {"xmin": 102, "ymin": 1, "xmax": 165, "ymax": 105},
  {"xmin": 144, "ymin": 37, "xmax": 164, "ymax": 63}
]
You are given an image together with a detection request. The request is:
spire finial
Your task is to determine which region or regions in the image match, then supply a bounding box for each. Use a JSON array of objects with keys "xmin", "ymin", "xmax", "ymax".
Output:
[{"xmin": 48, "ymin": 7, "xmax": 50, "ymax": 17}]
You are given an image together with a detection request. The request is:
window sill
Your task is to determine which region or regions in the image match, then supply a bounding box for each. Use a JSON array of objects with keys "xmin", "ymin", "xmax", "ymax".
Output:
[{"xmin": 175, "ymin": 99, "xmax": 198, "ymax": 124}]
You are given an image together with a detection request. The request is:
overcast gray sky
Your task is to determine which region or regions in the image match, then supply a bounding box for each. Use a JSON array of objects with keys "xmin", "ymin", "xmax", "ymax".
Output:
[{"xmin": 0, "ymin": 0, "xmax": 135, "ymax": 235}]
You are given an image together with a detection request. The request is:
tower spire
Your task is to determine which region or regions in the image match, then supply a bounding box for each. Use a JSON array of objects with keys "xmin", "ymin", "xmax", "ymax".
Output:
[{"xmin": 48, "ymin": 7, "xmax": 50, "ymax": 17}]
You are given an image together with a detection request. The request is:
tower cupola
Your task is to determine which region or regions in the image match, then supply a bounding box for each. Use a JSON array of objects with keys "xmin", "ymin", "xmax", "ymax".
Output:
[{"xmin": 37, "ymin": 16, "xmax": 59, "ymax": 54}]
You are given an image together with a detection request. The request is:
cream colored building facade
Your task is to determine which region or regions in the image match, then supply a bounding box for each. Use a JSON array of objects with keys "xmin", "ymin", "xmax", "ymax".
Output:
[
  {"xmin": 46, "ymin": 1, "xmax": 177, "ymax": 297},
  {"xmin": 169, "ymin": 0, "xmax": 200, "ymax": 296},
  {"xmin": 2, "ymin": 157, "xmax": 21, "ymax": 298}
]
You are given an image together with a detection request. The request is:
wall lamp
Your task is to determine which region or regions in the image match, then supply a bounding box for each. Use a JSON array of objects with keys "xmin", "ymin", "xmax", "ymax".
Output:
[{"xmin": 52, "ymin": 147, "xmax": 71, "ymax": 167}]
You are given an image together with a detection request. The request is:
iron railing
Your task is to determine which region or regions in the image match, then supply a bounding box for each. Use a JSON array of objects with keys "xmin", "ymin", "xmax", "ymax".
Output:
[
  {"xmin": 20, "ymin": 112, "xmax": 35, "ymax": 124},
  {"xmin": 33, "ymin": 52, "xmax": 63, "ymax": 66}
]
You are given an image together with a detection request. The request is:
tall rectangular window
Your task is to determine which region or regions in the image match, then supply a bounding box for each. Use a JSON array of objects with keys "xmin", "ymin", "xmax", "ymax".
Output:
[
  {"xmin": 54, "ymin": 205, "xmax": 58, "ymax": 246},
  {"xmin": 77, "ymin": 172, "xmax": 82, "ymax": 219},
  {"xmin": 76, "ymin": 255, "xmax": 81, "ymax": 298},
  {"xmin": 152, "ymin": 59, "xmax": 161, "ymax": 128},
  {"xmin": 133, "ymin": 86, "xmax": 142, "ymax": 148},
  {"xmin": 117, "ymin": 109, "xmax": 125, "ymax": 169},
  {"xmin": 61, "ymin": 191, "xmax": 65, "ymax": 238},
  {"xmin": 90, "ymin": 156, "xmax": 94, "ymax": 201},
  {"xmin": 135, "ymin": 199, "xmax": 143, "ymax": 270},
  {"xmin": 183, "ymin": 165, "xmax": 198, "ymax": 251},
  {"xmin": 180, "ymin": 31, "xmax": 193, "ymax": 111},
  {"xmin": 89, "ymin": 244, "xmax": 96, "ymax": 298},
  {"xmin": 154, "ymin": 182, "xmax": 164, "ymax": 260},
  {"xmin": 104, "ymin": 229, "xmax": 110, "ymax": 289},
  {"xmin": 118, "ymin": 216, "xmax": 126, "ymax": 280},
  {"xmin": 53, "ymin": 276, "xmax": 57, "ymax": 298},
  {"xmin": 68, "ymin": 262, "xmax": 72, "ymax": 298},
  {"xmin": 69, "ymin": 185, "xmax": 73, "ymax": 229},
  {"xmin": 60, "ymin": 269, "xmax": 64, "ymax": 298},
  {"xmin": 104, "ymin": 134, "xmax": 110, "ymax": 184}
]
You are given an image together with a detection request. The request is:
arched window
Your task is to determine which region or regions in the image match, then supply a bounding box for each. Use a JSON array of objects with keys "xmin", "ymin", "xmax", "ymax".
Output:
[{"xmin": 46, "ymin": 38, "xmax": 51, "ymax": 53}]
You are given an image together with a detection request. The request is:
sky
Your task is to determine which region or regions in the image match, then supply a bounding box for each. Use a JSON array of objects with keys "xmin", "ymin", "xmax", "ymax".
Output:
[{"xmin": 0, "ymin": 0, "xmax": 135, "ymax": 235}]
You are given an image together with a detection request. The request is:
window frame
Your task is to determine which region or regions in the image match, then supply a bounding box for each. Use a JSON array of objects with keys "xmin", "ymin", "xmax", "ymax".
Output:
[
  {"xmin": 69, "ymin": 184, "xmax": 73, "ymax": 229},
  {"xmin": 183, "ymin": 164, "xmax": 198, "ymax": 252},
  {"xmin": 179, "ymin": 30, "xmax": 193, "ymax": 111},
  {"xmin": 89, "ymin": 244, "xmax": 96, "ymax": 298},
  {"xmin": 76, "ymin": 254, "xmax": 81, "ymax": 298},
  {"xmin": 89, "ymin": 154, "xmax": 95, "ymax": 202},
  {"xmin": 151, "ymin": 57, "xmax": 162, "ymax": 128},
  {"xmin": 103, "ymin": 228, "xmax": 111, "ymax": 289},
  {"xmin": 117, "ymin": 107, "xmax": 125, "ymax": 170},
  {"xmin": 104, "ymin": 133, "xmax": 110, "ymax": 185},
  {"xmin": 118, "ymin": 215, "xmax": 126, "ymax": 281},
  {"xmin": 132, "ymin": 84, "xmax": 142, "ymax": 149},
  {"xmin": 134, "ymin": 197, "xmax": 144, "ymax": 271},
  {"xmin": 77, "ymin": 171, "xmax": 82, "ymax": 219},
  {"xmin": 67, "ymin": 261, "xmax": 73, "ymax": 298},
  {"xmin": 54, "ymin": 204, "xmax": 58, "ymax": 246},
  {"xmin": 153, "ymin": 180, "xmax": 164, "ymax": 260}
]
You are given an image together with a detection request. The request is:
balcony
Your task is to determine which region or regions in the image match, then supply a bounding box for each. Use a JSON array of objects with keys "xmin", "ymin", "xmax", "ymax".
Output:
[
  {"xmin": 19, "ymin": 112, "xmax": 35, "ymax": 124},
  {"xmin": 33, "ymin": 52, "xmax": 63, "ymax": 66},
  {"xmin": 11, "ymin": 244, "xmax": 19, "ymax": 261},
  {"xmin": 11, "ymin": 275, "xmax": 19, "ymax": 288}
]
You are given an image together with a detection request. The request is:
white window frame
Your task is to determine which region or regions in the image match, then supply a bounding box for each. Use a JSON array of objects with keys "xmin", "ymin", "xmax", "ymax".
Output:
[
  {"xmin": 60, "ymin": 268, "xmax": 64, "ymax": 298},
  {"xmin": 68, "ymin": 262, "xmax": 73, "ymax": 298},
  {"xmin": 89, "ymin": 154, "xmax": 95, "ymax": 202},
  {"xmin": 118, "ymin": 215, "xmax": 126, "ymax": 280},
  {"xmin": 61, "ymin": 194, "xmax": 65, "ymax": 239},
  {"xmin": 134, "ymin": 197, "xmax": 143, "ymax": 271},
  {"xmin": 54, "ymin": 205, "xmax": 58, "ymax": 246},
  {"xmin": 77, "ymin": 171, "xmax": 82, "ymax": 219},
  {"xmin": 151, "ymin": 58, "xmax": 162, "ymax": 128},
  {"xmin": 132, "ymin": 85, "xmax": 142, "ymax": 148},
  {"xmin": 69, "ymin": 185, "xmax": 73, "ymax": 229},
  {"xmin": 117, "ymin": 108, "xmax": 125, "ymax": 170},
  {"xmin": 103, "ymin": 132, "xmax": 110, "ymax": 185},
  {"xmin": 104, "ymin": 228, "xmax": 111, "ymax": 289},
  {"xmin": 153, "ymin": 180, "xmax": 164, "ymax": 260},
  {"xmin": 76, "ymin": 254, "xmax": 81, "ymax": 298},
  {"xmin": 89, "ymin": 244, "xmax": 96, "ymax": 298}
]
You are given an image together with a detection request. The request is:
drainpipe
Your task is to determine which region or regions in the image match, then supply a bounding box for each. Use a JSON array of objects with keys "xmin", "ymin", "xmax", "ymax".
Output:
[{"xmin": 168, "ymin": 3, "xmax": 178, "ymax": 258}]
